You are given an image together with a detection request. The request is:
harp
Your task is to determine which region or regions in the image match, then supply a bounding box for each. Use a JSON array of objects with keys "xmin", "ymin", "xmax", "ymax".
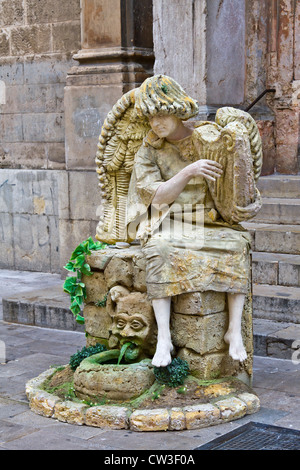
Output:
[{"xmin": 192, "ymin": 107, "xmax": 262, "ymax": 224}]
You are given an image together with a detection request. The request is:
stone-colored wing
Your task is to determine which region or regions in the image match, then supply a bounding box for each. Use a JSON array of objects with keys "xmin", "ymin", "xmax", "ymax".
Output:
[
  {"xmin": 95, "ymin": 89, "xmax": 151, "ymax": 244},
  {"xmin": 192, "ymin": 111, "xmax": 262, "ymax": 225},
  {"xmin": 215, "ymin": 107, "xmax": 263, "ymax": 181}
]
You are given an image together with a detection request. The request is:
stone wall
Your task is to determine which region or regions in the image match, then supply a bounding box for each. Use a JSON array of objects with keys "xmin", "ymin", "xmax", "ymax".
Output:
[
  {"xmin": 0, "ymin": 0, "xmax": 81, "ymax": 170},
  {"xmin": 153, "ymin": 0, "xmax": 299, "ymax": 175},
  {"xmin": 0, "ymin": 0, "xmax": 101, "ymax": 273},
  {"xmin": 0, "ymin": 0, "xmax": 154, "ymax": 274}
]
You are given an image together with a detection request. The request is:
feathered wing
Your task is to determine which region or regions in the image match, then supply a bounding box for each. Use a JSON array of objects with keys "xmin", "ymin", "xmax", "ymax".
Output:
[
  {"xmin": 95, "ymin": 89, "xmax": 151, "ymax": 244},
  {"xmin": 192, "ymin": 107, "xmax": 263, "ymax": 225},
  {"xmin": 215, "ymin": 107, "xmax": 263, "ymax": 181}
]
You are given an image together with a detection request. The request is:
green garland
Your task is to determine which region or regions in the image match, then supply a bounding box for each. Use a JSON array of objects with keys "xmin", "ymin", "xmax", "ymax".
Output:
[{"xmin": 63, "ymin": 237, "xmax": 108, "ymax": 324}]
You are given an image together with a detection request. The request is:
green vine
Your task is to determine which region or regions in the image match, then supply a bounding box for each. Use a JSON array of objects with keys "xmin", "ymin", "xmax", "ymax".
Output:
[{"xmin": 63, "ymin": 237, "xmax": 108, "ymax": 324}]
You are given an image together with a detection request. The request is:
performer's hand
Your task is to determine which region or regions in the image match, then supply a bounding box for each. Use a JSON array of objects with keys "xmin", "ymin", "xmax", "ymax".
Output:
[
  {"xmin": 152, "ymin": 159, "xmax": 223, "ymax": 206},
  {"xmin": 188, "ymin": 159, "xmax": 223, "ymax": 182}
]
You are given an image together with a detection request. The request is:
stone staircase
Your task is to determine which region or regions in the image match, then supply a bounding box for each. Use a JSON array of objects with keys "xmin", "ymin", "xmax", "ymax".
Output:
[{"xmin": 242, "ymin": 175, "xmax": 300, "ymax": 358}]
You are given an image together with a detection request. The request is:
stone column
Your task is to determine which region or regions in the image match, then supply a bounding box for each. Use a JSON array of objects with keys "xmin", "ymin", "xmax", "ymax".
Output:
[
  {"xmin": 153, "ymin": 0, "xmax": 247, "ymax": 118},
  {"xmin": 153, "ymin": 0, "xmax": 206, "ymax": 106},
  {"xmin": 266, "ymin": 0, "xmax": 300, "ymax": 174},
  {"xmin": 65, "ymin": 0, "xmax": 154, "ymax": 171},
  {"xmin": 61, "ymin": 0, "xmax": 154, "ymax": 268}
]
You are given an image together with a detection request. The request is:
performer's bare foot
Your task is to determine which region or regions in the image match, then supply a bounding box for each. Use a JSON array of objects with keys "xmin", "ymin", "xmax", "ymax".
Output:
[
  {"xmin": 224, "ymin": 329, "xmax": 247, "ymax": 362},
  {"xmin": 151, "ymin": 338, "xmax": 174, "ymax": 367}
]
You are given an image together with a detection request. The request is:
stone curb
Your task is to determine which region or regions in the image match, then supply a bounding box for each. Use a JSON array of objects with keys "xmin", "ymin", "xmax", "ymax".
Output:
[{"xmin": 26, "ymin": 369, "xmax": 260, "ymax": 432}]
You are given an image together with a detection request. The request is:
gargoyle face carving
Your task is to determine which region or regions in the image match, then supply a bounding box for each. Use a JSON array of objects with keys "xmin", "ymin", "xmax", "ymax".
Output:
[
  {"xmin": 108, "ymin": 286, "xmax": 157, "ymax": 356},
  {"xmin": 112, "ymin": 313, "xmax": 150, "ymax": 344}
]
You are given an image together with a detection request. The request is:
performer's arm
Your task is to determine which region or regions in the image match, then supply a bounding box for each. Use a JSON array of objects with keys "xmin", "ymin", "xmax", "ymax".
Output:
[{"xmin": 152, "ymin": 159, "xmax": 223, "ymax": 206}]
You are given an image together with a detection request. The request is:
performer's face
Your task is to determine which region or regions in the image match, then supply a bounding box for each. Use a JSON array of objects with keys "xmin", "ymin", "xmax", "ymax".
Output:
[{"xmin": 149, "ymin": 114, "xmax": 181, "ymax": 139}]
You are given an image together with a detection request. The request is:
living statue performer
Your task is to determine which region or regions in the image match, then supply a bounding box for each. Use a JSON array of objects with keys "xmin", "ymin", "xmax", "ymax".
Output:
[{"xmin": 95, "ymin": 75, "xmax": 263, "ymax": 368}]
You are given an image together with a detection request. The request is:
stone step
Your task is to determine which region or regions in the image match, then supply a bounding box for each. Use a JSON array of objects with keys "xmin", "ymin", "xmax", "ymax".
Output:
[
  {"xmin": 2, "ymin": 285, "xmax": 84, "ymax": 332},
  {"xmin": 257, "ymin": 175, "xmax": 300, "ymax": 199},
  {"xmin": 252, "ymin": 252, "xmax": 300, "ymax": 287},
  {"xmin": 253, "ymin": 318, "xmax": 300, "ymax": 360},
  {"xmin": 253, "ymin": 197, "xmax": 300, "ymax": 224},
  {"xmin": 253, "ymin": 283, "xmax": 300, "ymax": 324},
  {"xmin": 242, "ymin": 222, "xmax": 300, "ymax": 255}
]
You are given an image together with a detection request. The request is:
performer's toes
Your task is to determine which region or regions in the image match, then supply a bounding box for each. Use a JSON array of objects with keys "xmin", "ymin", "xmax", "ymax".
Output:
[
  {"xmin": 224, "ymin": 331, "xmax": 247, "ymax": 363},
  {"xmin": 151, "ymin": 341, "xmax": 173, "ymax": 367}
]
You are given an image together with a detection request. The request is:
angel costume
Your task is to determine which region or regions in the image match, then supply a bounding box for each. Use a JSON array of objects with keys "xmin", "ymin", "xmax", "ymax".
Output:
[
  {"xmin": 127, "ymin": 129, "xmax": 254, "ymax": 301},
  {"xmin": 96, "ymin": 75, "xmax": 262, "ymax": 304}
]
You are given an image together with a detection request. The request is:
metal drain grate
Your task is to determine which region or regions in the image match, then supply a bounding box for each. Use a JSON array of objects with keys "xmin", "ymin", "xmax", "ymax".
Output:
[{"xmin": 195, "ymin": 422, "xmax": 300, "ymax": 450}]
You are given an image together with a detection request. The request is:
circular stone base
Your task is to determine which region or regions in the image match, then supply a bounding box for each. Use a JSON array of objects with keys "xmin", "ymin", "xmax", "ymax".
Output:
[{"xmin": 25, "ymin": 367, "xmax": 260, "ymax": 431}]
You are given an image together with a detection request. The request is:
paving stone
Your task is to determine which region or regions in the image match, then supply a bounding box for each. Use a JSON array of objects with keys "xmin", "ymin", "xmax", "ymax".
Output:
[
  {"xmin": 169, "ymin": 408, "xmax": 186, "ymax": 431},
  {"xmin": 238, "ymin": 392, "xmax": 261, "ymax": 414},
  {"xmin": 0, "ymin": 419, "xmax": 38, "ymax": 445},
  {"xmin": 253, "ymin": 318, "xmax": 300, "ymax": 359}
]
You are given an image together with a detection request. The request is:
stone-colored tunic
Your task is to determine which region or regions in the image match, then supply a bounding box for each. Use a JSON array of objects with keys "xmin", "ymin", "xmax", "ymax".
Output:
[{"xmin": 127, "ymin": 130, "xmax": 252, "ymax": 300}]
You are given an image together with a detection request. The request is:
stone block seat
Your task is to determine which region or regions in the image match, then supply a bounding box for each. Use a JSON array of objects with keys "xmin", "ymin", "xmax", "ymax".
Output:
[{"xmin": 83, "ymin": 244, "xmax": 254, "ymax": 386}]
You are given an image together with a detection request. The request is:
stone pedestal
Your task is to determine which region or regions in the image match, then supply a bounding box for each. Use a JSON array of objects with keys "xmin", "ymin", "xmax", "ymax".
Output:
[{"xmin": 83, "ymin": 245, "xmax": 254, "ymax": 385}]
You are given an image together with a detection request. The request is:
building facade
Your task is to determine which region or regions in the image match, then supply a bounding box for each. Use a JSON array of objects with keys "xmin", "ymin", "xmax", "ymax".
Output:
[{"xmin": 0, "ymin": 0, "xmax": 299, "ymax": 278}]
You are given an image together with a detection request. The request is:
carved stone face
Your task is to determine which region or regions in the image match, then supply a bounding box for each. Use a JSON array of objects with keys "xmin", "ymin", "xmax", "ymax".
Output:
[
  {"xmin": 113, "ymin": 312, "xmax": 151, "ymax": 344},
  {"xmin": 108, "ymin": 286, "xmax": 157, "ymax": 356},
  {"xmin": 149, "ymin": 114, "xmax": 181, "ymax": 139}
]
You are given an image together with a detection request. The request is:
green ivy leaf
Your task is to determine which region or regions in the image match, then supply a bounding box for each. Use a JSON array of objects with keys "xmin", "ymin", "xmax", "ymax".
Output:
[
  {"xmin": 81, "ymin": 241, "xmax": 91, "ymax": 255},
  {"xmin": 70, "ymin": 246, "xmax": 85, "ymax": 260},
  {"xmin": 64, "ymin": 261, "xmax": 76, "ymax": 272},
  {"xmin": 75, "ymin": 285, "xmax": 83, "ymax": 296},
  {"xmin": 71, "ymin": 295, "xmax": 84, "ymax": 306},
  {"xmin": 70, "ymin": 302, "xmax": 81, "ymax": 316},
  {"xmin": 63, "ymin": 277, "xmax": 78, "ymax": 294},
  {"xmin": 86, "ymin": 236, "xmax": 97, "ymax": 249},
  {"xmin": 81, "ymin": 263, "xmax": 92, "ymax": 276},
  {"xmin": 73, "ymin": 254, "xmax": 86, "ymax": 269},
  {"xmin": 82, "ymin": 286, "xmax": 87, "ymax": 299},
  {"xmin": 63, "ymin": 237, "xmax": 109, "ymax": 326},
  {"xmin": 75, "ymin": 314, "xmax": 85, "ymax": 324}
]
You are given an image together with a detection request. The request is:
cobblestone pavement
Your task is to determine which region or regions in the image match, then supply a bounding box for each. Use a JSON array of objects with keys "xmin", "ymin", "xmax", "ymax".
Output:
[{"xmin": 0, "ymin": 270, "xmax": 299, "ymax": 450}]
